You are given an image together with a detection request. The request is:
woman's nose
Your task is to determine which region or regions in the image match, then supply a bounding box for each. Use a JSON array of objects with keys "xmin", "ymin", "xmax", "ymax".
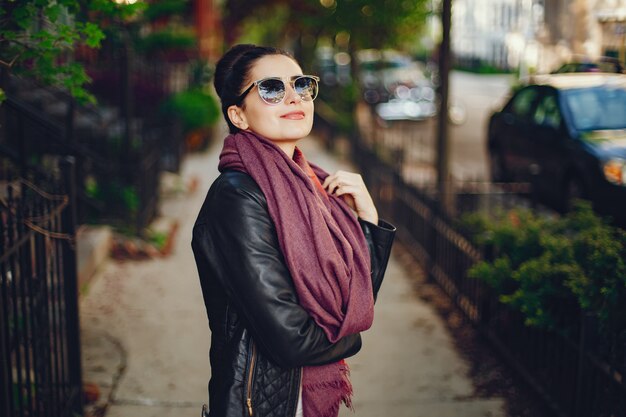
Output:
[{"xmin": 284, "ymin": 82, "xmax": 302, "ymax": 104}]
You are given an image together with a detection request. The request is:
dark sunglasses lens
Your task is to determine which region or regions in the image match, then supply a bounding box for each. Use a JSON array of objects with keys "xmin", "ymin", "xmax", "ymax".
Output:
[
  {"xmin": 258, "ymin": 79, "xmax": 285, "ymax": 104},
  {"xmin": 295, "ymin": 77, "xmax": 318, "ymax": 101}
]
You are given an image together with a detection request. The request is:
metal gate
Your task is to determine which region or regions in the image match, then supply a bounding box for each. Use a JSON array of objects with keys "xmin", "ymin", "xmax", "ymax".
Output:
[{"xmin": 0, "ymin": 159, "xmax": 82, "ymax": 417}]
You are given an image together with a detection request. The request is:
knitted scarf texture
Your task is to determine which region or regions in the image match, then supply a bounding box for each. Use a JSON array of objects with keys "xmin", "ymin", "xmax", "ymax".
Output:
[{"xmin": 218, "ymin": 131, "xmax": 374, "ymax": 417}]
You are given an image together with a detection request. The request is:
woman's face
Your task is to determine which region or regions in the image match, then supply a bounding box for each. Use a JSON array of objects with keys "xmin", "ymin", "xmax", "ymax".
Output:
[{"xmin": 230, "ymin": 54, "xmax": 314, "ymax": 145}]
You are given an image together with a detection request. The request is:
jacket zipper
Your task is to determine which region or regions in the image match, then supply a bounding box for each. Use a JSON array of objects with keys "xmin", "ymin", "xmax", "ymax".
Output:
[
  {"xmin": 292, "ymin": 368, "xmax": 302, "ymax": 417},
  {"xmin": 246, "ymin": 341, "xmax": 257, "ymax": 416}
]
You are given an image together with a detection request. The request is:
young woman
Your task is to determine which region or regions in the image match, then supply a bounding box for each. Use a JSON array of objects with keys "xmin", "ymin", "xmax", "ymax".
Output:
[{"xmin": 192, "ymin": 44, "xmax": 395, "ymax": 417}]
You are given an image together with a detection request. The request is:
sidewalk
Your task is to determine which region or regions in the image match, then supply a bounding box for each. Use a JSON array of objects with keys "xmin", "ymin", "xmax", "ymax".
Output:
[{"xmin": 80, "ymin": 132, "xmax": 506, "ymax": 417}]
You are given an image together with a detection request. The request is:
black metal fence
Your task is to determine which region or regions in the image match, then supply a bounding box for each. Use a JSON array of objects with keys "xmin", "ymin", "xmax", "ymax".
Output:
[
  {"xmin": 2, "ymin": 75, "xmax": 163, "ymax": 234},
  {"xmin": 0, "ymin": 159, "xmax": 82, "ymax": 417},
  {"xmin": 85, "ymin": 44, "xmax": 189, "ymax": 173},
  {"xmin": 327, "ymin": 120, "xmax": 626, "ymax": 417}
]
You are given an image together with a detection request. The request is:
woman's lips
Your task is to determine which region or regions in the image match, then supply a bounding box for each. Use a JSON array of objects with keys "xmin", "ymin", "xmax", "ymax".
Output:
[{"xmin": 281, "ymin": 111, "xmax": 306, "ymax": 120}]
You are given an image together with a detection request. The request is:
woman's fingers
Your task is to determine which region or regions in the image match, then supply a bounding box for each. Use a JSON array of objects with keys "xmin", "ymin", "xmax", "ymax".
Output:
[
  {"xmin": 332, "ymin": 184, "xmax": 357, "ymax": 196},
  {"xmin": 323, "ymin": 171, "xmax": 362, "ymax": 194},
  {"xmin": 322, "ymin": 171, "xmax": 378, "ymax": 223},
  {"xmin": 323, "ymin": 176, "xmax": 342, "ymax": 195}
]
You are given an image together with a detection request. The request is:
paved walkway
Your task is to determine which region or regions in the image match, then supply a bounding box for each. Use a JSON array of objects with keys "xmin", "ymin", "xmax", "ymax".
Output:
[{"xmin": 80, "ymin": 132, "xmax": 506, "ymax": 417}]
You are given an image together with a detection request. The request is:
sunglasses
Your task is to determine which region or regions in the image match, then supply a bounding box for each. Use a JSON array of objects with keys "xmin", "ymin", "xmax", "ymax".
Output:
[{"xmin": 237, "ymin": 75, "xmax": 320, "ymax": 105}]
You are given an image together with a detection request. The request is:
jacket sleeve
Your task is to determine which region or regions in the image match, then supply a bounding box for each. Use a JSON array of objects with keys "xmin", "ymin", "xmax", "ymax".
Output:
[
  {"xmin": 192, "ymin": 176, "xmax": 361, "ymax": 369},
  {"xmin": 359, "ymin": 218, "xmax": 396, "ymax": 301}
]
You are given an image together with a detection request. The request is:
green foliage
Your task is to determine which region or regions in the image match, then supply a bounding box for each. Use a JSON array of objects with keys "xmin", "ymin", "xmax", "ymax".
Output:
[
  {"xmin": 300, "ymin": 0, "xmax": 430, "ymax": 51},
  {"xmin": 454, "ymin": 60, "xmax": 515, "ymax": 74},
  {"xmin": 85, "ymin": 177, "xmax": 139, "ymax": 215},
  {"xmin": 226, "ymin": 0, "xmax": 429, "ymax": 57},
  {"xmin": 147, "ymin": 229, "xmax": 168, "ymax": 250},
  {"xmin": 235, "ymin": 4, "xmax": 290, "ymax": 47},
  {"xmin": 121, "ymin": 185, "xmax": 139, "ymax": 213},
  {"xmin": 136, "ymin": 27, "xmax": 196, "ymax": 54},
  {"xmin": 90, "ymin": 0, "xmax": 146, "ymax": 22},
  {"xmin": 467, "ymin": 201, "xmax": 626, "ymax": 335},
  {"xmin": 566, "ymin": 216, "xmax": 626, "ymax": 332},
  {"xmin": 143, "ymin": 0, "xmax": 189, "ymax": 21},
  {"xmin": 0, "ymin": 0, "xmax": 113, "ymax": 103},
  {"xmin": 162, "ymin": 88, "xmax": 220, "ymax": 132}
]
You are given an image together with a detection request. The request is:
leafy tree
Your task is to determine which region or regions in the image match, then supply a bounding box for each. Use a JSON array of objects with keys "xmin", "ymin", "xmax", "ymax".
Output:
[
  {"xmin": 302, "ymin": 0, "xmax": 429, "ymax": 52},
  {"xmin": 0, "ymin": 0, "xmax": 141, "ymax": 103},
  {"xmin": 222, "ymin": 0, "xmax": 430, "ymax": 59}
]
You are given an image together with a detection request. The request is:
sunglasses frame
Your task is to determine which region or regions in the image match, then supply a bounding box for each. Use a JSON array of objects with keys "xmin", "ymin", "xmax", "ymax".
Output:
[{"xmin": 237, "ymin": 75, "xmax": 320, "ymax": 106}]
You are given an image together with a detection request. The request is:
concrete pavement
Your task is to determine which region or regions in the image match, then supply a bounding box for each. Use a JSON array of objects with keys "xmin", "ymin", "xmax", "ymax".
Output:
[{"xmin": 79, "ymin": 130, "xmax": 506, "ymax": 417}]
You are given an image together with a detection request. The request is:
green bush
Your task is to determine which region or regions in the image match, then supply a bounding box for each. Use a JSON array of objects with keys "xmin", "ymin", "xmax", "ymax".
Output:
[
  {"xmin": 466, "ymin": 201, "xmax": 626, "ymax": 336},
  {"xmin": 453, "ymin": 59, "xmax": 514, "ymax": 74},
  {"xmin": 143, "ymin": 0, "xmax": 189, "ymax": 21},
  {"xmin": 161, "ymin": 88, "xmax": 220, "ymax": 132},
  {"xmin": 136, "ymin": 27, "xmax": 196, "ymax": 54}
]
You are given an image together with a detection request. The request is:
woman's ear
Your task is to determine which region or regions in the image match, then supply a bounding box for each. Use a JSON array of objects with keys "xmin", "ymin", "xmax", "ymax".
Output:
[{"xmin": 227, "ymin": 105, "xmax": 249, "ymax": 130}]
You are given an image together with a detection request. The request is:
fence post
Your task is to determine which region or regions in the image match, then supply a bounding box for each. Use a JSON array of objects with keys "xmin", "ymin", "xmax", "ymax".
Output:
[
  {"xmin": 426, "ymin": 200, "xmax": 438, "ymax": 283},
  {"xmin": 59, "ymin": 156, "xmax": 84, "ymax": 415},
  {"xmin": 574, "ymin": 309, "xmax": 591, "ymax": 417},
  {"xmin": 0, "ymin": 277, "xmax": 8, "ymax": 417}
]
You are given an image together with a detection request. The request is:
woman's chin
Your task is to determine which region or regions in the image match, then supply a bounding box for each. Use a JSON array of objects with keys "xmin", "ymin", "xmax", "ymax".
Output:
[{"xmin": 279, "ymin": 126, "xmax": 314, "ymax": 141}]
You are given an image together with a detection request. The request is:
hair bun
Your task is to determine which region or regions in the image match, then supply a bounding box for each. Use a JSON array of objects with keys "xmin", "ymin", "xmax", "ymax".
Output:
[{"xmin": 214, "ymin": 44, "xmax": 257, "ymax": 99}]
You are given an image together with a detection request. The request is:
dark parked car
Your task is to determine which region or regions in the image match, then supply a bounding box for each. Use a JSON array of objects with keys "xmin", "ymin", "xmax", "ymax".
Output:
[
  {"xmin": 551, "ymin": 56, "xmax": 624, "ymax": 74},
  {"xmin": 487, "ymin": 73, "xmax": 626, "ymax": 225}
]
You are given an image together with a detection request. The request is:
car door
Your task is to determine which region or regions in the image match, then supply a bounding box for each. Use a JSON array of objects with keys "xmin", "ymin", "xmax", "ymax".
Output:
[
  {"xmin": 527, "ymin": 87, "xmax": 566, "ymax": 200},
  {"xmin": 498, "ymin": 86, "xmax": 541, "ymax": 180}
]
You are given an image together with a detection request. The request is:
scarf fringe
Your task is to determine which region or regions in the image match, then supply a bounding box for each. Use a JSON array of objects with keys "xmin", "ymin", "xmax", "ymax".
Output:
[{"xmin": 303, "ymin": 364, "xmax": 354, "ymax": 414}]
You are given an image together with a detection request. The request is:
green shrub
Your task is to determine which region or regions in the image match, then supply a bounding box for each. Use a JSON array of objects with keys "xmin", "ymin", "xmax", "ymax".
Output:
[
  {"xmin": 143, "ymin": 0, "xmax": 189, "ymax": 21},
  {"xmin": 466, "ymin": 201, "xmax": 626, "ymax": 336},
  {"xmin": 453, "ymin": 59, "xmax": 514, "ymax": 74},
  {"xmin": 161, "ymin": 88, "xmax": 219, "ymax": 132},
  {"xmin": 136, "ymin": 27, "xmax": 196, "ymax": 54}
]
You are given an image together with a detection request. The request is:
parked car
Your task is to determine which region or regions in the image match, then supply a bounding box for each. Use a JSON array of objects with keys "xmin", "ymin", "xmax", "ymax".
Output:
[
  {"xmin": 487, "ymin": 73, "xmax": 626, "ymax": 225},
  {"xmin": 355, "ymin": 49, "xmax": 461, "ymax": 123},
  {"xmin": 356, "ymin": 49, "xmax": 431, "ymax": 105},
  {"xmin": 551, "ymin": 56, "xmax": 624, "ymax": 74}
]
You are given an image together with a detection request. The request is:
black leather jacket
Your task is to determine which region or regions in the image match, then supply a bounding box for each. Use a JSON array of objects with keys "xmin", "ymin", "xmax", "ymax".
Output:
[{"xmin": 192, "ymin": 170, "xmax": 395, "ymax": 417}]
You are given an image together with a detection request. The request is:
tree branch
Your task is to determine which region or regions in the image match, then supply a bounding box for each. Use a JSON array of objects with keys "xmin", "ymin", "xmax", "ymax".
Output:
[{"xmin": 0, "ymin": 54, "xmax": 20, "ymax": 69}]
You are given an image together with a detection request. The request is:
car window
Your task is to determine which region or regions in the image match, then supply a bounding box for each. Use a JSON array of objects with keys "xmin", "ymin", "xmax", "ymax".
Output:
[
  {"xmin": 510, "ymin": 87, "xmax": 539, "ymax": 119},
  {"xmin": 533, "ymin": 93, "xmax": 561, "ymax": 128},
  {"xmin": 564, "ymin": 85, "xmax": 626, "ymax": 130}
]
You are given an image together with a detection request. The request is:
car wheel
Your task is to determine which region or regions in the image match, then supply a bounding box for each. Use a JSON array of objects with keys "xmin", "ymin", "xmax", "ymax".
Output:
[
  {"xmin": 489, "ymin": 149, "xmax": 508, "ymax": 183},
  {"xmin": 563, "ymin": 176, "xmax": 587, "ymax": 212}
]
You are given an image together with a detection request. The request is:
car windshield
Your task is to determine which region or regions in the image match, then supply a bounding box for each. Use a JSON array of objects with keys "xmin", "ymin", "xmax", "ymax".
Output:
[{"xmin": 563, "ymin": 85, "xmax": 626, "ymax": 131}]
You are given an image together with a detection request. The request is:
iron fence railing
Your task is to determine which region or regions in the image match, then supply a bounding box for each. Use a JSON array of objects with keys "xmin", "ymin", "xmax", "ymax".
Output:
[
  {"xmin": 0, "ymin": 158, "xmax": 82, "ymax": 417},
  {"xmin": 85, "ymin": 45, "xmax": 188, "ymax": 173},
  {"xmin": 2, "ymin": 75, "xmax": 163, "ymax": 234},
  {"xmin": 314, "ymin": 109, "xmax": 626, "ymax": 417}
]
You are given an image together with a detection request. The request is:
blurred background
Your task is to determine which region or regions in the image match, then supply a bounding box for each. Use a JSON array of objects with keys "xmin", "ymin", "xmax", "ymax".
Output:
[{"xmin": 2, "ymin": 1, "xmax": 626, "ymax": 417}]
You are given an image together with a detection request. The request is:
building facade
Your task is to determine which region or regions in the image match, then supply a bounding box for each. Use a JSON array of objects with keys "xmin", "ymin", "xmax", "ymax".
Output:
[
  {"xmin": 451, "ymin": 0, "xmax": 540, "ymax": 71},
  {"xmin": 451, "ymin": 0, "xmax": 626, "ymax": 73}
]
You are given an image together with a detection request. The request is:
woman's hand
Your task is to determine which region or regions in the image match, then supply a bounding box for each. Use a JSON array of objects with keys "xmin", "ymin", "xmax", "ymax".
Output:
[{"xmin": 322, "ymin": 170, "xmax": 379, "ymax": 224}]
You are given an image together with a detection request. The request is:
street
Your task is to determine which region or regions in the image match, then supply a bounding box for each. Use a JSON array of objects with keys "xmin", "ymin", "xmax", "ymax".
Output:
[
  {"xmin": 448, "ymin": 71, "xmax": 514, "ymax": 180},
  {"xmin": 359, "ymin": 71, "xmax": 514, "ymax": 183}
]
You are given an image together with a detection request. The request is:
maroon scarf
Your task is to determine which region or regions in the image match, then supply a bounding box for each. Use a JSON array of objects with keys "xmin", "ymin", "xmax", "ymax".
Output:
[{"xmin": 218, "ymin": 131, "xmax": 374, "ymax": 417}]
